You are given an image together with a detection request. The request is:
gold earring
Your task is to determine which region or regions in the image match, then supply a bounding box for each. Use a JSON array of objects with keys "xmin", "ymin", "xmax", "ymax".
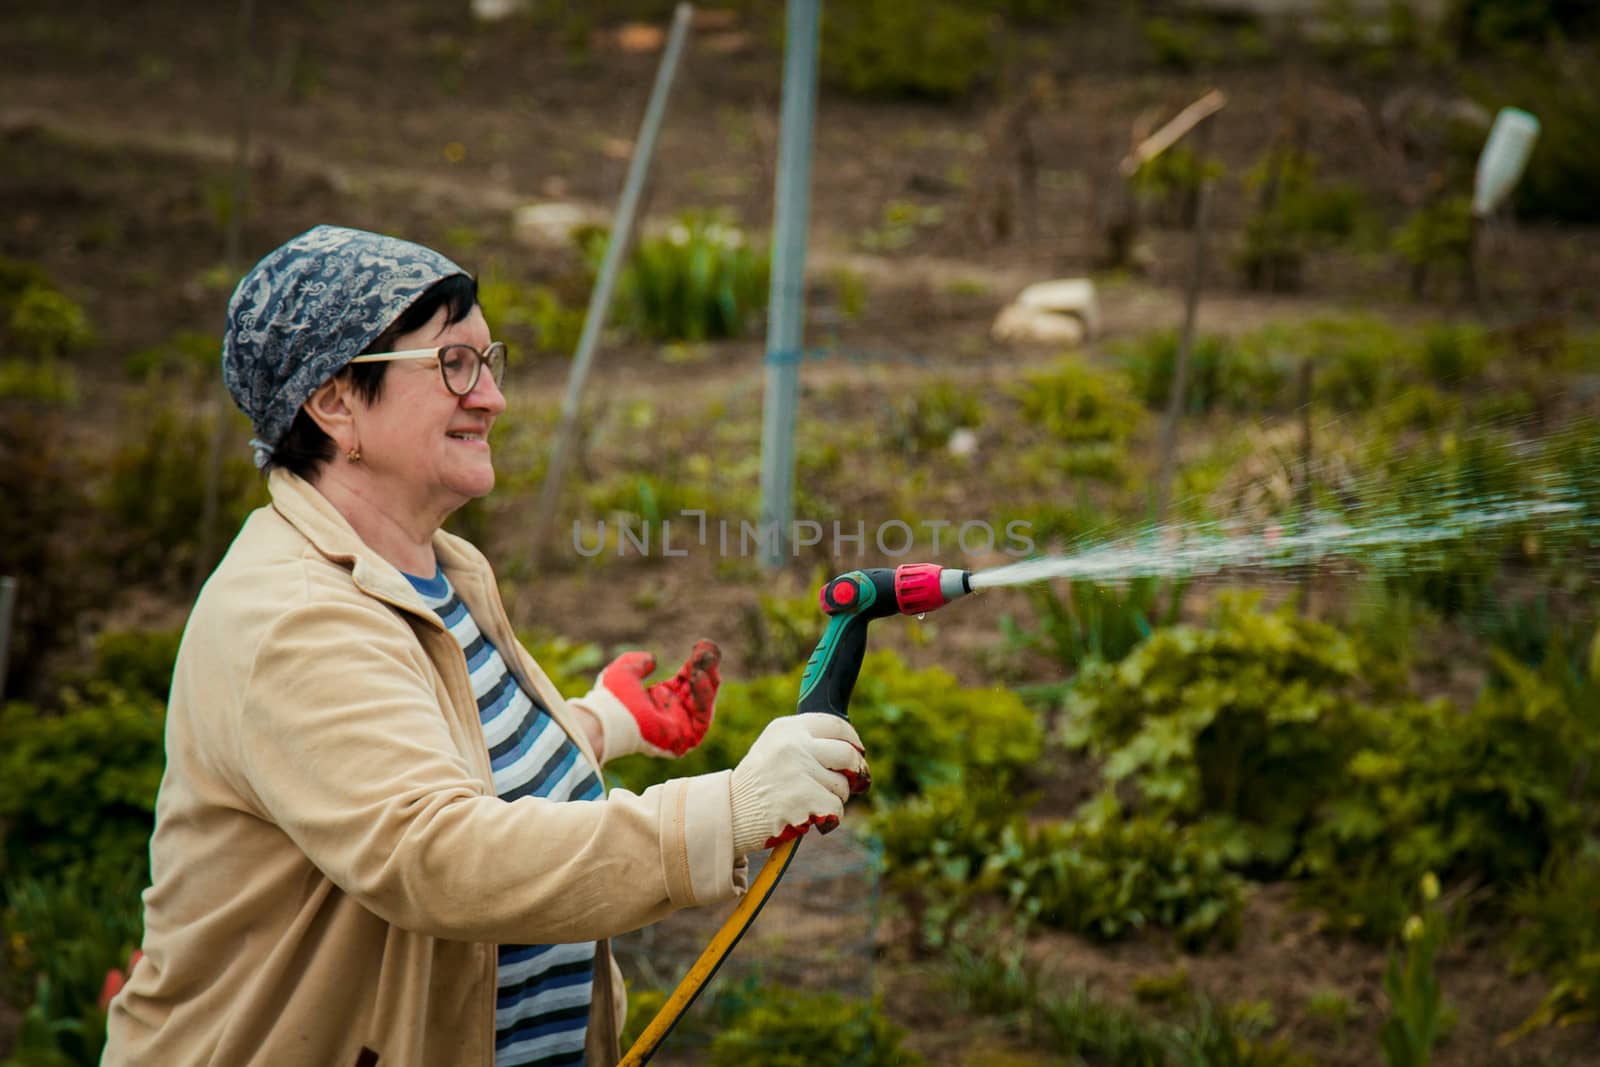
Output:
[{"xmin": 346, "ymin": 446, "xmax": 362, "ymax": 463}]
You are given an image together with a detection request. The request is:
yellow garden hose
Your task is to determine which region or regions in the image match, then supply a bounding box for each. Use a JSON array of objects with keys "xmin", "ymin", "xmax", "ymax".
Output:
[{"xmin": 617, "ymin": 836, "xmax": 800, "ymax": 1065}]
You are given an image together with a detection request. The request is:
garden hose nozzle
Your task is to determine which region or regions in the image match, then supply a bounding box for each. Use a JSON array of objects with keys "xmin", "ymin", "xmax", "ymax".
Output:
[
  {"xmin": 618, "ymin": 562, "xmax": 973, "ymax": 1067},
  {"xmin": 799, "ymin": 564, "xmax": 974, "ymax": 718}
]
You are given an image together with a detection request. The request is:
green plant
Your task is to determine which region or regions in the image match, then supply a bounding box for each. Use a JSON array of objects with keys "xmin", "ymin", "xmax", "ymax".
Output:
[
  {"xmin": 1142, "ymin": 17, "xmax": 1223, "ymax": 71},
  {"xmin": 519, "ymin": 631, "xmax": 606, "ymax": 699},
  {"xmin": 1305, "ymin": 987, "xmax": 1360, "ymax": 1035},
  {"xmin": 945, "ymin": 936, "xmax": 1038, "ymax": 1017},
  {"xmin": 1037, "ymin": 980, "xmax": 1173, "ymax": 1066},
  {"xmin": 1012, "ymin": 357, "xmax": 1145, "ymax": 443},
  {"xmin": 2, "ymin": 863, "xmax": 144, "ymax": 1067},
  {"xmin": 1133, "ymin": 144, "xmax": 1225, "ymax": 228},
  {"xmin": 990, "ymin": 807, "xmax": 1247, "ymax": 950},
  {"xmin": 1506, "ymin": 849, "xmax": 1600, "ymax": 1037},
  {"xmin": 596, "ymin": 213, "xmax": 769, "ymax": 343},
  {"xmin": 0, "ymin": 411, "xmax": 115, "ymax": 702},
  {"xmin": 1237, "ymin": 149, "xmax": 1366, "ymax": 292},
  {"xmin": 0, "ymin": 685, "xmax": 165, "ymax": 886},
  {"xmin": 84, "ymin": 629, "xmax": 182, "ymax": 703},
  {"xmin": 739, "ymin": 583, "xmax": 829, "ymax": 674},
  {"xmin": 888, "ymin": 379, "xmax": 984, "ymax": 456},
  {"xmin": 1417, "ymin": 323, "xmax": 1489, "ymax": 388},
  {"xmin": 101, "ymin": 397, "xmax": 265, "ymax": 584},
  {"xmin": 1300, "ymin": 661, "xmax": 1593, "ymax": 934},
  {"xmin": 1063, "ymin": 594, "xmax": 1383, "ymax": 869},
  {"xmin": 1379, "ymin": 874, "xmax": 1450, "ymax": 1067},
  {"xmin": 6, "ymin": 283, "xmax": 93, "ymax": 359},
  {"xmin": 1010, "ymin": 576, "xmax": 1182, "ymax": 675},
  {"xmin": 830, "ymin": 266, "xmax": 869, "ymax": 322},
  {"xmin": 706, "ymin": 989, "xmax": 921, "ymax": 1066},
  {"xmin": 1175, "ymin": 996, "xmax": 1316, "ymax": 1066},
  {"xmin": 821, "ymin": 0, "xmax": 994, "ymax": 100},
  {"xmin": 0, "ymin": 358, "xmax": 78, "ymax": 403},
  {"xmin": 868, "ymin": 781, "xmax": 1025, "ymax": 948},
  {"xmin": 1392, "ymin": 196, "xmax": 1474, "ymax": 297},
  {"xmin": 1119, "ymin": 331, "xmax": 1288, "ymax": 415},
  {"xmin": 860, "ymin": 199, "xmax": 946, "ymax": 253}
]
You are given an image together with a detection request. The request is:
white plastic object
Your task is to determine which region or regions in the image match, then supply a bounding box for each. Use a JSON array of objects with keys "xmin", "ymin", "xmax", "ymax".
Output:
[{"xmin": 1473, "ymin": 108, "xmax": 1540, "ymax": 218}]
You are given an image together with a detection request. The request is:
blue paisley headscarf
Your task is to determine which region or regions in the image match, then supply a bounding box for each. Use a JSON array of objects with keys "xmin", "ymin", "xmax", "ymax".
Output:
[{"xmin": 222, "ymin": 225, "xmax": 469, "ymax": 469}]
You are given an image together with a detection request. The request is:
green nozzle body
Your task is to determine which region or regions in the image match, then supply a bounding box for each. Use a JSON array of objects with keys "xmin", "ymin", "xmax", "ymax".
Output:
[{"xmin": 796, "ymin": 564, "xmax": 974, "ymax": 718}]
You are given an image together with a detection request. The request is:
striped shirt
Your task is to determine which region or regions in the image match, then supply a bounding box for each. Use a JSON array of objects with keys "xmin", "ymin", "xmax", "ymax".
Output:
[{"xmin": 405, "ymin": 567, "xmax": 603, "ymax": 1067}]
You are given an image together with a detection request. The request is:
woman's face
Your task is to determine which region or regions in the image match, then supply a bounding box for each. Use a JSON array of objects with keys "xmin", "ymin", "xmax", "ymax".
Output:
[{"xmin": 352, "ymin": 303, "xmax": 506, "ymax": 525}]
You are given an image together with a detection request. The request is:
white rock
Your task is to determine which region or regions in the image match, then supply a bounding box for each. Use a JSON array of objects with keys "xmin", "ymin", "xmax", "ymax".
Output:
[
  {"xmin": 1013, "ymin": 278, "xmax": 1100, "ymax": 338},
  {"xmin": 471, "ymin": 0, "xmax": 527, "ymax": 20},
  {"xmin": 992, "ymin": 304, "xmax": 1086, "ymax": 347},
  {"xmin": 947, "ymin": 428, "xmax": 979, "ymax": 457}
]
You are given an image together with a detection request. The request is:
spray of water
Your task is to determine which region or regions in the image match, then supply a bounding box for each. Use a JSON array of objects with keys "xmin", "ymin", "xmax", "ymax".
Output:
[{"xmin": 969, "ymin": 457, "xmax": 1596, "ymax": 592}]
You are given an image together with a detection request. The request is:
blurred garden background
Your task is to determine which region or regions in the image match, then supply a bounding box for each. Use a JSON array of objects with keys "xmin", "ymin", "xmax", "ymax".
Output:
[{"xmin": 2, "ymin": 0, "xmax": 1599, "ymax": 1063}]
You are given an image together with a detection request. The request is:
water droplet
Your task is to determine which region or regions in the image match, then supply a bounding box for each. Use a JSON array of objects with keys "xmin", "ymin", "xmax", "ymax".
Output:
[{"xmin": 916, "ymin": 613, "xmax": 926, "ymax": 621}]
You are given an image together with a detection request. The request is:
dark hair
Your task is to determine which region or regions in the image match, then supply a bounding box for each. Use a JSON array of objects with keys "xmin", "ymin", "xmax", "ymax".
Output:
[{"xmin": 266, "ymin": 273, "xmax": 480, "ymax": 479}]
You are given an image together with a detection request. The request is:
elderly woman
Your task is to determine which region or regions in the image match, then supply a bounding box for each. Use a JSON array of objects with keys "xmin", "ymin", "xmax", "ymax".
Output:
[{"xmin": 103, "ymin": 225, "xmax": 868, "ymax": 1067}]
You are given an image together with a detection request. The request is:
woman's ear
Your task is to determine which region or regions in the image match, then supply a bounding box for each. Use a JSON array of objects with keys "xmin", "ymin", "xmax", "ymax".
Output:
[{"xmin": 303, "ymin": 376, "xmax": 357, "ymax": 450}]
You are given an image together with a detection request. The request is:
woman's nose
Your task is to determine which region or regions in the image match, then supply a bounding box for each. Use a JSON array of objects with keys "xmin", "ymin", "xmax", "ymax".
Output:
[{"xmin": 465, "ymin": 368, "xmax": 507, "ymax": 414}]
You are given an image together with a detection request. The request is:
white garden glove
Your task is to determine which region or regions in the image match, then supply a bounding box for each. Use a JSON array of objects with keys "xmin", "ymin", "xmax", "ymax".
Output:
[{"xmin": 729, "ymin": 713, "xmax": 871, "ymax": 855}]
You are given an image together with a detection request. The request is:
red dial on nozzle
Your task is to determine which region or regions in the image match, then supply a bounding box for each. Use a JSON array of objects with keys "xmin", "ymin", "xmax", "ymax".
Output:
[{"xmin": 894, "ymin": 563, "xmax": 947, "ymax": 616}]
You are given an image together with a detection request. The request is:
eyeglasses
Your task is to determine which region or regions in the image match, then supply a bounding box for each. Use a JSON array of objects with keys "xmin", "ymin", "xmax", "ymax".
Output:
[{"xmin": 349, "ymin": 341, "xmax": 507, "ymax": 397}]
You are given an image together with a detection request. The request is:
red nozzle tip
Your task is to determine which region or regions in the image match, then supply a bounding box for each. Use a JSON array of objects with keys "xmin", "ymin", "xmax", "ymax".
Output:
[{"xmin": 894, "ymin": 563, "xmax": 947, "ymax": 616}]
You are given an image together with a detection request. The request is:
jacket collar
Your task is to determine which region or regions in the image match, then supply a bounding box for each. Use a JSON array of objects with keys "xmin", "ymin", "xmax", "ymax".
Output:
[{"xmin": 266, "ymin": 468, "xmax": 441, "ymax": 624}]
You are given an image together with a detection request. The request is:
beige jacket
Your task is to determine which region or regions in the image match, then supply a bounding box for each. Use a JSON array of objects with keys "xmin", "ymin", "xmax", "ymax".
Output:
[{"xmin": 104, "ymin": 470, "xmax": 745, "ymax": 1067}]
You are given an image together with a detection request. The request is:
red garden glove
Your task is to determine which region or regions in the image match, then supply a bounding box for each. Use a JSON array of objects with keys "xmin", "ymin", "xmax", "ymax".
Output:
[{"xmin": 576, "ymin": 639, "xmax": 721, "ymax": 761}]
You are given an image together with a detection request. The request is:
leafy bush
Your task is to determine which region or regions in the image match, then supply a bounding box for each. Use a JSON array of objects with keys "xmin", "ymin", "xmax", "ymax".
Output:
[
  {"xmin": 821, "ymin": 0, "xmax": 994, "ymax": 100},
  {"xmin": 1012, "ymin": 358, "xmax": 1145, "ymax": 444},
  {"xmin": 1507, "ymin": 850, "xmax": 1600, "ymax": 1036},
  {"xmin": 477, "ymin": 267, "xmax": 587, "ymax": 358},
  {"xmin": 1300, "ymin": 659, "xmax": 1594, "ymax": 934},
  {"xmin": 1237, "ymin": 150, "xmax": 1367, "ymax": 292},
  {"xmin": 989, "ymin": 807, "xmax": 1248, "ymax": 950},
  {"xmin": 607, "ymin": 649, "xmax": 1042, "ymax": 804},
  {"xmin": 2, "ymin": 863, "xmax": 144, "ymax": 1067},
  {"xmin": 6, "ymin": 283, "xmax": 94, "ymax": 359},
  {"xmin": 0, "ymin": 685, "xmax": 165, "ymax": 885},
  {"xmin": 86, "ymin": 629, "xmax": 182, "ymax": 704},
  {"xmin": 868, "ymin": 781, "xmax": 1025, "ymax": 947},
  {"xmin": 1417, "ymin": 323, "xmax": 1489, "ymax": 388},
  {"xmin": 1063, "ymin": 595, "xmax": 1381, "ymax": 869},
  {"xmin": 0, "ymin": 358, "xmax": 78, "ymax": 404},
  {"xmin": 1118, "ymin": 331, "xmax": 1287, "ymax": 415},
  {"xmin": 707, "ymin": 990, "xmax": 919, "ymax": 1066},
  {"xmin": 101, "ymin": 398, "xmax": 266, "ymax": 584},
  {"xmin": 1392, "ymin": 196, "xmax": 1474, "ymax": 294}
]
